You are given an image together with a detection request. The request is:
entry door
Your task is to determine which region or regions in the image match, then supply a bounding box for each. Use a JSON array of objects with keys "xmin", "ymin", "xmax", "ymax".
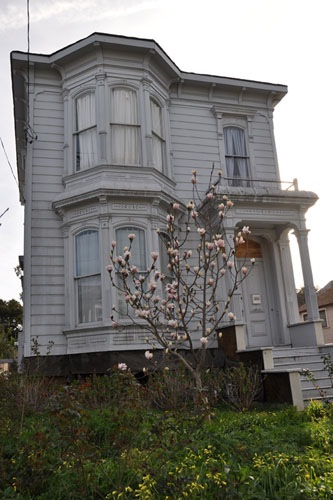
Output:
[{"xmin": 241, "ymin": 259, "xmax": 272, "ymax": 347}]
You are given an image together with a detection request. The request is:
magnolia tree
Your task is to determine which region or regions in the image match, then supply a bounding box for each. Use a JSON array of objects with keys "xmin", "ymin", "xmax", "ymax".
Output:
[{"xmin": 107, "ymin": 170, "xmax": 254, "ymax": 392}]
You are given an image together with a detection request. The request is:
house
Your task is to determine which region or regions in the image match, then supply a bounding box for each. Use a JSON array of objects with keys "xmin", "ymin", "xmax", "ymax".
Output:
[
  {"xmin": 11, "ymin": 32, "xmax": 324, "ymax": 378},
  {"xmin": 300, "ymin": 281, "xmax": 333, "ymax": 344}
]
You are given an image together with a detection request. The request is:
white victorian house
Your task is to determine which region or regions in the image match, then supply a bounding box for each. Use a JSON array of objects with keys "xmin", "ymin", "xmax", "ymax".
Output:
[{"xmin": 11, "ymin": 33, "xmax": 324, "ymax": 381}]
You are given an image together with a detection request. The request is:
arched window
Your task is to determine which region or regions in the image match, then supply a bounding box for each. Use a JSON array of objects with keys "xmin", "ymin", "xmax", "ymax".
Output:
[
  {"xmin": 75, "ymin": 92, "xmax": 98, "ymax": 171},
  {"xmin": 75, "ymin": 229, "xmax": 102, "ymax": 323},
  {"xmin": 150, "ymin": 99, "xmax": 164, "ymax": 172},
  {"xmin": 224, "ymin": 126, "xmax": 250, "ymax": 187},
  {"xmin": 111, "ymin": 88, "xmax": 141, "ymax": 164}
]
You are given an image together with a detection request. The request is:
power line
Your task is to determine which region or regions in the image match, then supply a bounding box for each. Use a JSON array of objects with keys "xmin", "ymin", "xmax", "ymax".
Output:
[{"xmin": 0, "ymin": 137, "xmax": 19, "ymax": 189}]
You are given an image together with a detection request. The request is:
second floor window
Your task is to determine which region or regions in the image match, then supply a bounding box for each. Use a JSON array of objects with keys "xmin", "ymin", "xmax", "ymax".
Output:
[
  {"xmin": 111, "ymin": 88, "xmax": 140, "ymax": 165},
  {"xmin": 150, "ymin": 99, "xmax": 164, "ymax": 172},
  {"xmin": 75, "ymin": 230, "xmax": 102, "ymax": 324},
  {"xmin": 75, "ymin": 92, "xmax": 98, "ymax": 171},
  {"xmin": 224, "ymin": 126, "xmax": 250, "ymax": 187}
]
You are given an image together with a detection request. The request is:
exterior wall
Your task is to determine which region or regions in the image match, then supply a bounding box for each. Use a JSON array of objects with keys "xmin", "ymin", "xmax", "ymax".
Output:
[
  {"xmin": 11, "ymin": 34, "xmax": 319, "ymax": 370},
  {"xmin": 24, "ymin": 74, "xmax": 66, "ymax": 356}
]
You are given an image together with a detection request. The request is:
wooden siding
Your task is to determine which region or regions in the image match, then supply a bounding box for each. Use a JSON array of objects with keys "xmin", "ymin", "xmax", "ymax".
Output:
[{"xmin": 29, "ymin": 87, "xmax": 65, "ymax": 348}]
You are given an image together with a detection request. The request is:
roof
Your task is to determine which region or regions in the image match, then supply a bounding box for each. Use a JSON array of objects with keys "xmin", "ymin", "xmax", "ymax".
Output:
[{"xmin": 11, "ymin": 32, "xmax": 288, "ymax": 97}]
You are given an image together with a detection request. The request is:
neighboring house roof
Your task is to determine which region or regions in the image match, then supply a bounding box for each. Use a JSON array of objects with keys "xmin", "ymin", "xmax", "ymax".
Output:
[{"xmin": 299, "ymin": 281, "xmax": 333, "ymax": 312}]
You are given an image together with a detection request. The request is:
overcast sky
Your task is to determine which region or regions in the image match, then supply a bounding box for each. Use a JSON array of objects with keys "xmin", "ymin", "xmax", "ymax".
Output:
[{"xmin": 0, "ymin": 0, "xmax": 332, "ymax": 302}]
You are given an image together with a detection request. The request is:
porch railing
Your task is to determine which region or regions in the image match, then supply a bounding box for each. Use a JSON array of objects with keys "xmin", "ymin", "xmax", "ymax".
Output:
[{"xmin": 219, "ymin": 177, "xmax": 298, "ymax": 191}]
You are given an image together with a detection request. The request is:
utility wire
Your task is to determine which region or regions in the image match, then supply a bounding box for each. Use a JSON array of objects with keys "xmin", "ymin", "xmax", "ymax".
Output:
[{"xmin": 0, "ymin": 137, "xmax": 19, "ymax": 189}]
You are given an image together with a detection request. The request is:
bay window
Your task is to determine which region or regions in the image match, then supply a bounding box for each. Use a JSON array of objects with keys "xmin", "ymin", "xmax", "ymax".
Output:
[
  {"xmin": 75, "ymin": 230, "xmax": 102, "ymax": 323},
  {"xmin": 224, "ymin": 126, "xmax": 250, "ymax": 187},
  {"xmin": 111, "ymin": 88, "xmax": 140, "ymax": 164},
  {"xmin": 75, "ymin": 92, "xmax": 98, "ymax": 171}
]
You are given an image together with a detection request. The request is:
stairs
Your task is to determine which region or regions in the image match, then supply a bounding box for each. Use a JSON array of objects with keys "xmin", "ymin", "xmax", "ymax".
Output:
[{"xmin": 272, "ymin": 346, "xmax": 333, "ymax": 405}]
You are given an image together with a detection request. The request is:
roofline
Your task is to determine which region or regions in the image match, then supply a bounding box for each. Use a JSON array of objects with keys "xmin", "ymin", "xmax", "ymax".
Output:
[{"xmin": 10, "ymin": 32, "xmax": 288, "ymax": 96}]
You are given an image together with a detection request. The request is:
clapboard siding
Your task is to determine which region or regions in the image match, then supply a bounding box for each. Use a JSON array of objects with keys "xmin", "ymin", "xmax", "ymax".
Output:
[{"xmin": 28, "ymin": 84, "xmax": 65, "ymax": 350}]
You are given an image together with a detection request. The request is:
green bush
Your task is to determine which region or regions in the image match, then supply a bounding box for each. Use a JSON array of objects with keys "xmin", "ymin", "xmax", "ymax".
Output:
[{"xmin": 1, "ymin": 369, "xmax": 333, "ymax": 499}]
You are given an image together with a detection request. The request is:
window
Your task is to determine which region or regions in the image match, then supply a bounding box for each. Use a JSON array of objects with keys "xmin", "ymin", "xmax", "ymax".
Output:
[
  {"xmin": 150, "ymin": 99, "xmax": 164, "ymax": 171},
  {"xmin": 75, "ymin": 92, "xmax": 98, "ymax": 171},
  {"xmin": 75, "ymin": 230, "xmax": 102, "ymax": 323},
  {"xmin": 116, "ymin": 227, "xmax": 146, "ymax": 315},
  {"xmin": 111, "ymin": 88, "xmax": 140, "ymax": 164},
  {"xmin": 303, "ymin": 309, "xmax": 328, "ymax": 328},
  {"xmin": 224, "ymin": 126, "xmax": 250, "ymax": 187}
]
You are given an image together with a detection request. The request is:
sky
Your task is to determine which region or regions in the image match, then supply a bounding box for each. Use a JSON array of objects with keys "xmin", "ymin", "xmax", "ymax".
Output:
[{"xmin": 0, "ymin": 0, "xmax": 332, "ymax": 302}]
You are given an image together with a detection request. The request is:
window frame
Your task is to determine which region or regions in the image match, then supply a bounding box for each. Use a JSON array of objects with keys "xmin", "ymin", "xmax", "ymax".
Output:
[
  {"xmin": 303, "ymin": 308, "xmax": 328, "ymax": 328},
  {"xmin": 110, "ymin": 86, "xmax": 141, "ymax": 165},
  {"xmin": 150, "ymin": 98, "xmax": 165, "ymax": 172},
  {"xmin": 115, "ymin": 225, "xmax": 147, "ymax": 318},
  {"xmin": 223, "ymin": 125, "xmax": 250, "ymax": 187},
  {"xmin": 74, "ymin": 91, "xmax": 98, "ymax": 172},
  {"xmin": 74, "ymin": 229, "xmax": 102, "ymax": 325}
]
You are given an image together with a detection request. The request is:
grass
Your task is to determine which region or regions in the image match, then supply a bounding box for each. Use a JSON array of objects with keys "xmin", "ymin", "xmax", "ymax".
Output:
[{"xmin": 0, "ymin": 369, "xmax": 333, "ymax": 499}]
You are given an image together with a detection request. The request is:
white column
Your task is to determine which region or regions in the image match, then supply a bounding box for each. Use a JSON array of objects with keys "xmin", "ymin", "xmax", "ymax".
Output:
[
  {"xmin": 295, "ymin": 229, "xmax": 319, "ymax": 321},
  {"xmin": 277, "ymin": 232, "xmax": 299, "ymax": 325}
]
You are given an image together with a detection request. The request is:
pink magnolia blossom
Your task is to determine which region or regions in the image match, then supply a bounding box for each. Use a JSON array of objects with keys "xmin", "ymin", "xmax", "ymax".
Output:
[
  {"xmin": 242, "ymin": 225, "xmax": 251, "ymax": 234},
  {"xmin": 145, "ymin": 351, "xmax": 153, "ymax": 360},
  {"xmin": 173, "ymin": 202, "xmax": 180, "ymax": 210},
  {"xmin": 241, "ymin": 266, "xmax": 248, "ymax": 275},
  {"xmin": 106, "ymin": 265, "xmax": 113, "ymax": 272},
  {"xmin": 111, "ymin": 240, "xmax": 116, "ymax": 248},
  {"xmin": 205, "ymin": 242, "xmax": 214, "ymax": 250},
  {"xmin": 227, "ymin": 261, "xmax": 234, "ymax": 268},
  {"xmin": 228, "ymin": 312, "xmax": 235, "ymax": 320},
  {"xmin": 168, "ymin": 319, "xmax": 178, "ymax": 328},
  {"xmin": 227, "ymin": 200, "xmax": 234, "ymax": 207},
  {"xmin": 200, "ymin": 336, "xmax": 208, "ymax": 345},
  {"xmin": 187, "ymin": 201, "xmax": 194, "ymax": 210},
  {"xmin": 197, "ymin": 228, "xmax": 206, "ymax": 236},
  {"xmin": 128, "ymin": 233, "xmax": 136, "ymax": 240},
  {"xmin": 251, "ymin": 258, "xmax": 256, "ymax": 264},
  {"xmin": 191, "ymin": 210, "xmax": 199, "ymax": 219},
  {"xmin": 206, "ymin": 192, "xmax": 214, "ymax": 200},
  {"xmin": 136, "ymin": 309, "xmax": 150, "ymax": 319},
  {"xmin": 149, "ymin": 280, "xmax": 157, "ymax": 291},
  {"xmin": 215, "ymin": 239, "xmax": 225, "ymax": 249},
  {"xmin": 118, "ymin": 362, "xmax": 127, "ymax": 371},
  {"xmin": 151, "ymin": 251, "xmax": 159, "ymax": 261}
]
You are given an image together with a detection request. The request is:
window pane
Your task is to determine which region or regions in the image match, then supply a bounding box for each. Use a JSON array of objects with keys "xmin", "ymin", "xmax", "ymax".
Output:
[
  {"xmin": 224, "ymin": 127, "xmax": 249, "ymax": 187},
  {"xmin": 77, "ymin": 275, "xmax": 102, "ymax": 323},
  {"xmin": 111, "ymin": 125, "xmax": 140, "ymax": 164},
  {"xmin": 111, "ymin": 88, "xmax": 140, "ymax": 164},
  {"xmin": 75, "ymin": 93, "xmax": 97, "ymax": 171},
  {"xmin": 76, "ymin": 93, "xmax": 96, "ymax": 130},
  {"xmin": 76, "ymin": 129, "xmax": 98, "ymax": 171},
  {"xmin": 75, "ymin": 230, "xmax": 102, "ymax": 324},
  {"xmin": 116, "ymin": 227, "xmax": 146, "ymax": 270},
  {"xmin": 76, "ymin": 230, "xmax": 100, "ymax": 276},
  {"xmin": 112, "ymin": 88, "xmax": 138, "ymax": 124},
  {"xmin": 152, "ymin": 135, "xmax": 163, "ymax": 171},
  {"xmin": 151, "ymin": 100, "xmax": 162, "ymax": 137}
]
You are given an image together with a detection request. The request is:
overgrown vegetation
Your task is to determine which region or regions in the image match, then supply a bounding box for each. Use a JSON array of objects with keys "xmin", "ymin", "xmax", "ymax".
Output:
[{"xmin": 1, "ymin": 367, "xmax": 333, "ymax": 499}]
